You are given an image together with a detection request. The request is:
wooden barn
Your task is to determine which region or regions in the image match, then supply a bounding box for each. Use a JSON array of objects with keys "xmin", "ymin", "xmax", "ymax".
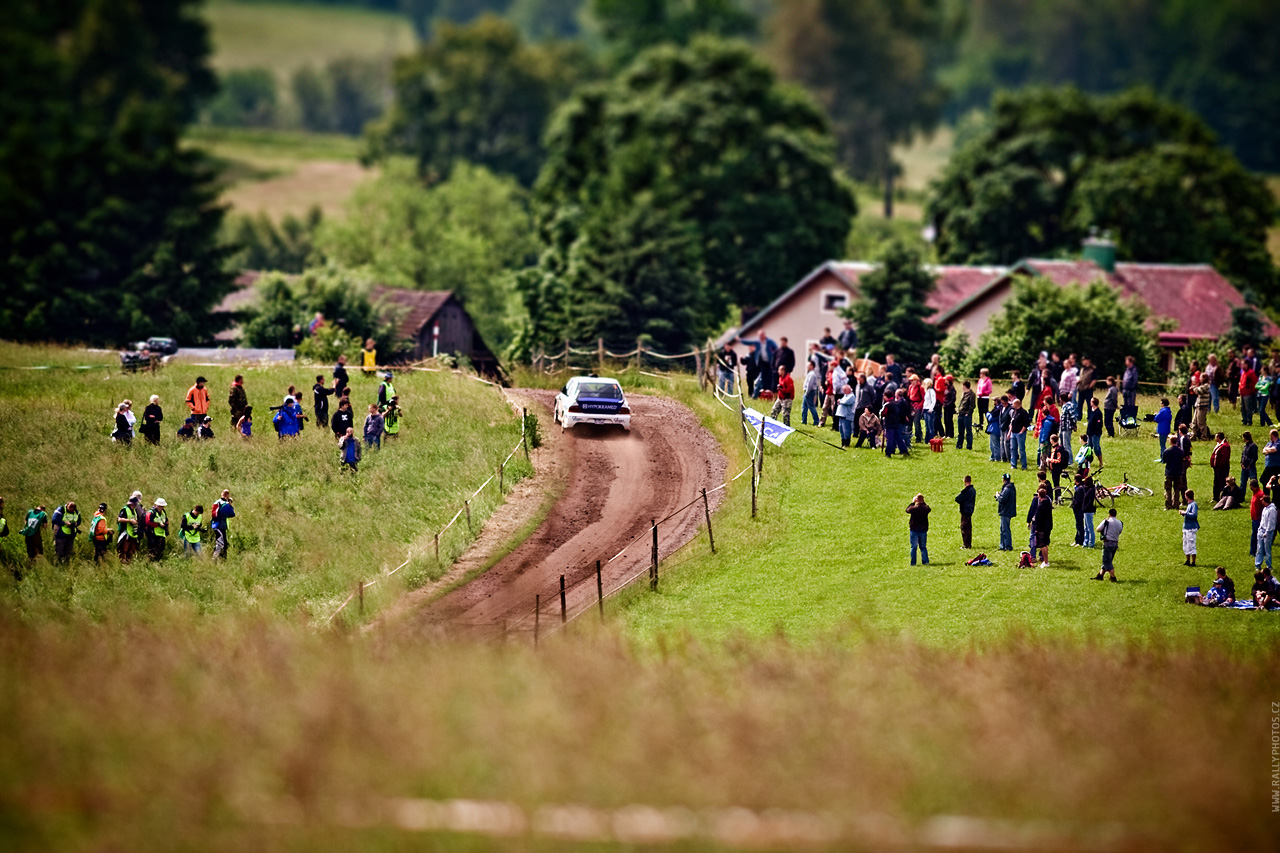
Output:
[{"xmin": 372, "ymin": 286, "xmax": 500, "ymax": 375}]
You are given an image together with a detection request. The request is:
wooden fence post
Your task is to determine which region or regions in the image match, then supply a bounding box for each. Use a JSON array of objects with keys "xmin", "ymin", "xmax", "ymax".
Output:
[
  {"xmin": 740, "ymin": 404, "xmax": 751, "ymax": 450},
  {"xmin": 534, "ymin": 595, "xmax": 540, "ymax": 648},
  {"xmin": 596, "ymin": 559, "xmax": 604, "ymax": 621},
  {"xmin": 650, "ymin": 519, "xmax": 658, "ymax": 591},
  {"xmin": 434, "ymin": 532, "xmax": 440, "ymax": 561},
  {"xmin": 598, "ymin": 337, "xmax": 605, "ymax": 372},
  {"xmin": 498, "ymin": 461, "xmax": 504, "ymax": 492},
  {"xmin": 634, "ymin": 337, "xmax": 643, "ymax": 372},
  {"xmin": 694, "ymin": 348, "xmax": 703, "ymax": 390},
  {"xmin": 702, "ymin": 488, "xmax": 715, "ymax": 554},
  {"xmin": 358, "ymin": 581, "xmax": 365, "ymax": 617},
  {"xmin": 559, "ymin": 574, "xmax": 567, "ymax": 624},
  {"xmin": 751, "ymin": 461, "xmax": 758, "ymax": 519},
  {"xmin": 465, "ymin": 499, "xmax": 471, "ymax": 533},
  {"xmin": 522, "ymin": 407, "xmax": 529, "ymax": 460}
]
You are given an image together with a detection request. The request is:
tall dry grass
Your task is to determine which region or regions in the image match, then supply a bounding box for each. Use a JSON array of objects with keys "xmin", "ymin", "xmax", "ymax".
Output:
[{"xmin": 0, "ymin": 614, "xmax": 1272, "ymax": 851}]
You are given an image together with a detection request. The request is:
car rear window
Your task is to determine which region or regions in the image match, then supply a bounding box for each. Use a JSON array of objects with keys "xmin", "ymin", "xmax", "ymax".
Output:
[{"xmin": 578, "ymin": 382, "xmax": 623, "ymax": 400}]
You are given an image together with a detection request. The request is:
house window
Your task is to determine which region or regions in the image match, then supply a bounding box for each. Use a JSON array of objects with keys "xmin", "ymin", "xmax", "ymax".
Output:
[{"xmin": 821, "ymin": 291, "xmax": 849, "ymax": 313}]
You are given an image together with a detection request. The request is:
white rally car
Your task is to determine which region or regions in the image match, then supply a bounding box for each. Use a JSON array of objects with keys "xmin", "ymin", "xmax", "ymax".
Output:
[{"xmin": 554, "ymin": 375, "xmax": 632, "ymax": 432}]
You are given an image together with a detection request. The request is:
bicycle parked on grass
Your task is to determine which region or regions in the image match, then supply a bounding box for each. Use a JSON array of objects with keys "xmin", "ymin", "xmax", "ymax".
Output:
[{"xmin": 1052, "ymin": 467, "xmax": 1116, "ymax": 509}]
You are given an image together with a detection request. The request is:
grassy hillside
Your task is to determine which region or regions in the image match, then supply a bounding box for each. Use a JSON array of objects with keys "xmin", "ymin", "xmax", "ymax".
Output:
[
  {"xmin": 0, "ymin": 344, "xmax": 530, "ymax": 623},
  {"xmin": 205, "ymin": 0, "xmax": 414, "ymax": 82}
]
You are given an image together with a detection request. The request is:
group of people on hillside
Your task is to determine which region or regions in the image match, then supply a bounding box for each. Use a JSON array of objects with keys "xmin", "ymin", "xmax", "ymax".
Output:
[
  {"xmin": 105, "ymin": 355, "xmax": 403, "ymax": 471},
  {"xmin": 0, "ymin": 489, "xmax": 236, "ymax": 576},
  {"xmin": 1188, "ymin": 345, "xmax": 1280, "ymax": 428}
]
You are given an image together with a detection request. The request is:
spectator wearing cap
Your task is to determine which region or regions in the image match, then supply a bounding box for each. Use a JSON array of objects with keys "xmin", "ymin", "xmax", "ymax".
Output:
[
  {"xmin": 186, "ymin": 376, "xmax": 210, "ymax": 418},
  {"xmin": 197, "ymin": 416, "xmax": 215, "ymax": 440},
  {"xmin": 378, "ymin": 371, "xmax": 397, "ymax": 409},
  {"xmin": 144, "ymin": 498, "xmax": 169, "ymax": 561},
  {"xmin": 176, "ymin": 416, "xmax": 195, "ymax": 439},
  {"xmin": 272, "ymin": 396, "xmax": 299, "ymax": 437},
  {"xmin": 117, "ymin": 491, "xmax": 143, "ymax": 563}
]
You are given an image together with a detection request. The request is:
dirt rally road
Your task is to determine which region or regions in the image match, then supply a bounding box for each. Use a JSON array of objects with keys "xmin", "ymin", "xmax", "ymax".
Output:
[{"xmin": 399, "ymin": 391, "xmax": 726, "ymax": 639}]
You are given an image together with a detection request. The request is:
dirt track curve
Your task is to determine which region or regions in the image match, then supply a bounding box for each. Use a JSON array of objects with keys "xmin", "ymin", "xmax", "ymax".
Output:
[{"xmin": 400, "ymin": 390, "xmax": 726, "ymax": 639}]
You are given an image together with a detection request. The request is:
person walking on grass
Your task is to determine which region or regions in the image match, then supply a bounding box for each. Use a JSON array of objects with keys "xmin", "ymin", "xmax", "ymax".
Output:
[
  {"xmin": 1180, "ymin": 489, "xmax": 1200, "ymax": 567},
  {"xmin": 51, "ymin": 501, "xmax": 81, "ymax": 563},
  {"xmin": 89, "ymin": 503, "xmax": 110, "ymax": 563},
  {"xmin": 180, "ymin": 505, "xmax": 204, "ymax": 557},
  {"xmin": 1256, "ymin": 493, "xmax": 1277, "ymax": 571},
  {"xmin": 770, "ymin": 366, "xmax": 795, "ymax": 426},
  {"xmin": 1094, "ymin": 508, "xmax": 1122, "ymax": 581},
  {"xmin": 906, "ymin": 494, "xmax": 931, "ymax": 565},
  {"xmin": 339, "ymin": 427, "xmax": 362, "ymax": 473},
  {"xmin": 19, "ymin": 504, "xmax": 48, "ymax": 563},
  {"xmin": 210, "ymin": 490, "xmax": 235, "ymax": 560},
  {"xmin": 955, "ymin": 476, "xmax": 976, "ymax": 549},
  {"xmin": 996, "ymin": 472, "xmax": 1017, "ymax": 551},
  {"xmin": 228, "ymin": 375, "xmax": 248, "ymax": 431},
  {"xmin": 117, "ymin": 492, "xmax": 142, "ymax": 564}
]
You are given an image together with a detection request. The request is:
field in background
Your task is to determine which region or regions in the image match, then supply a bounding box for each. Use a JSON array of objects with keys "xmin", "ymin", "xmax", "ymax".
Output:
[
  {"xmin": 0, "ymin": 344, "xmax": 531, "ymax": 624},
  {"xmin": 205, "ymin": 0, "xmax": 413, "ymax": 82}
]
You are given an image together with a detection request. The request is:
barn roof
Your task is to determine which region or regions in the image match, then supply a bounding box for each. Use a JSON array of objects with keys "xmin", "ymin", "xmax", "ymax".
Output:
[{"xmin": 370, "ymin": 287, "xmax": 455, "ymax": 340}]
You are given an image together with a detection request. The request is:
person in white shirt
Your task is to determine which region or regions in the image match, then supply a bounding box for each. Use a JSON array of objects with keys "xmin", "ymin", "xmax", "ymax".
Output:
[
  {"xmin": 801, "ymin": 363, "xmax": 822, "ymax": 426},
  {"xmin": 922, "ymin": 378, "xmax": 938, "ymax": 441},
  {"xmin": 1094, "ymin": 507, "xmax": 1123, "ymax": 581},
  {"xmin": 1256, "ymin": 493, "xmax": 1277, "ymax": 570}
]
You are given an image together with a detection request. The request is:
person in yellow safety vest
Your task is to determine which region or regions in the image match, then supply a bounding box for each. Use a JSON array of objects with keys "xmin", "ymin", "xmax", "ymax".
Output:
[
  {"xmin": 180, "ymin": 505, "xmax": 204, "ymax": 557},
  {"xmin": 144, "ymin": 498, "xmax": 169, "ymax": 561},
  {"xmin": 51, "ymin": 500, "xmax": 81, "ymax": 563},
  {"xmin": 382, "ymin": 395, "xmax": 401, "ymax": 439},
  {"xmin": 377, "ymin": 372, "xmax": 396, "ymax": 409},
  {"xmin": 362, "ymin": 338, "xmax": 377, "ymax": 377},
  {"xmin": 90, "ymin": 503, "xmax": 111, "ymax": 563},
  {"xmin": 117, "ymin": 491, "xmax": 143, "ymax": 564}
]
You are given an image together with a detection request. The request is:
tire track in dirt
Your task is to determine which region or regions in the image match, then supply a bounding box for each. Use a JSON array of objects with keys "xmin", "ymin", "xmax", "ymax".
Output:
[{"xmin": 400, "ymin": 390, "xmax": 726, "ymax": 639}]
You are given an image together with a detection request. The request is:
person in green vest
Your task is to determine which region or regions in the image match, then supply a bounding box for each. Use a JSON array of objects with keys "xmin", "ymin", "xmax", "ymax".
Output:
[
  {"xmin": 144, "ymin": 498, "xmax": 169, "ymax": 561},
  {"xmin": 19, "ymin": 504, "xmax": 48, "ymax": 564},
  {"xmin": 117, "ymin": 491, "xmax": 143, "ymax": 564},
  {"xmin": 382, "ymin": 395, "xmax": 402, "ymax": 440},
  {"xmin": 377, "ymin": 372, "xmax": 396, "ymax": 409},
  {"xmin": 51, "ymin": 500, "xmax": 81, "ymax": 563},
  {"xmin": 89, "ymin": 503, "xmax": 111, "ymax": 563},
  {"xmin": 180, "ymin": 504, "xmax": 204, "ymax": 557}
]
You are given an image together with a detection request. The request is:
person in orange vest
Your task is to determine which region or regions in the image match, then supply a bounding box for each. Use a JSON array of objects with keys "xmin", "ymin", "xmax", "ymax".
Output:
[
  {"xmin": 89, "ymin": 503, "xmax": 111, "ymax": 563},
  {"xmin": 186, "ymin": 376, "xmax": 210, "ymax": 418}
]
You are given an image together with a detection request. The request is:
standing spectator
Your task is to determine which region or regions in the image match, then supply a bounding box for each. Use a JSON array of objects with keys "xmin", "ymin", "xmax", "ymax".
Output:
[
  {"xmin": 313, "ymin": 374, "xmax": 335, "ymax": 429},
  {"xmin": 334, "ymin": 354, "xmax": 350, "ymax": 398},
  {"xmin": 835, "ymin": 385, "xmax": 855, "ymax": 448},
  {"xmin": 89, "ymin": 503, "xmax": 110, "ymax": 563},
  {"xmin": 996, "ymin": 473, "xmax": 1017, "ymax": 551},
  {"xmin": 1075, "ymin": 357, "xmax": 1096, "ymax": 418},
  {"xmin": 1153, "ymin": 398, "xmax": 1173, "ymax": 457},
  {"xmin": 1161, "ymin": 434, "xmax": 1190, "ymax": 511},
  {"xmin": 1102, "ymin": 376, "xmax": 1119, "ymax": 437},
  {"xmin": 1008, "ymin": 398, "xmax": 1030, "ymax": 471},
  {"xmin": 1210, "ymin": 432, "xmax": 1232, "ymax": 500},
  {"xmin": 111, "ymin": 402, "xmax": 133, "ymax": 444},
  {"xmin": 1174, "ymin": 393, "xmax": 1193, "ymax": 434},
  {"xmin": 1180, "ymin": 490, "xmax": 1200, "ymax": 566},
  {"xmin": 770, "ymin": 366, "xmax": 795, "ymax": 426},
  {"xmin": 273, "ymin": 396, "xmax": 299, "ymax": 437},
  {"xmin": 956, "ymin": 380, "xmax": 975, "ymax": 450},
  {"xmin": 941, "ymin": 375, "xmax": 957, "ymax": 439},
  {"xmin": 883, "ymin": 353, "xmax": 903, "ymax": 384},
  {"xmin": 1241, "ymin": 431, "xmax": 1258, "ymax": 486},
  {"xmin": 1192, "ymin": 380, "xmax": 1212, "ymax": 439},
  {"xmin": 377, "ymin": 372, "xmax": 397, "ymax": 409},
  {"xmin": 1085, "ymin": 398, "xmax": 1103, "ymax": 461},
  {"xmin": 880, "ymin": 390, "xmax": 902, "ymax": 457},
  {"xmin": 185, "ymin": 376, "xmax": 210, "ymax": 419},
  {"xmin": 339, "ymin": 427, "xmax": 362, "ymax": 472},
  {"xmin": 1240, "ymin": 357, "xmax": 1258, "ymax": 425},
  {"xmin": 772, "ymin": 337, "xmax": 796, "ymax": 383},
  {"xmin": 1071, "ymin": 474, "xmax": 1089, "ymax": 547},
  {"xmin": 382, "ymin": 397, "xmax": 402, "ymax": 440},
  {"xmin": 1262, "ymin": 429, "xmax": 1280, "ymax": 501},
  {"xmin": 364, "ymin": 403, "xmax": 385, "ymax": 449},
  {"xmin": 1256, "ymin": 493, "xmax": 1277, "ymax": 571},
  {"xmin": 955, "ymin": 476, "xmax": 976, "ymax": 549},
  {"xmin": 290, "ymin": 394, "xmax": 307, "ymax": 433},
  {"xmin": 228, "ymin": 375, "xmax": 248, "ymax": 430},
  {"xmin": 976, "ymin": 368, "xmax": 992, "ymax": 423},
  {"xmin": 331, "ymin": 397, "xmax": 354, "ymax": 439},
  {"xmin": 1046, "ymin": 434, "xmax": 1068, "ymax": 491},
  {"xmin": 1205, "ymin": 353, "xmax": 1221, "ymax": 413},
  {"xmin": 1080, "ymin": 473, "xmax": 1098, "ymax": 547},
  {"xmin": 237, "ymin": 406, "xmax": 253, "ymax": 438},
  {"xmin": 1057, "ymin": 393, "xmax": 1076, "ymax": 458},
  {"xmin": 1009, "ymin": 370, "xmax": 1025, "ymax": 405},
  {"xmin": 210, "ymin": 490, "xmax": 235, "ymax": 560},
  {"xmin": 1122, "ymin": 356, "xmax": 1138, "ymax": 409},
  {"xmin": 140, "ymin": 395, "xmax": 163, "ymax": 445},
  {"xmin": 836, "ymin": 319, "xmax": 857, "ymax": 355},
  {"xmin": 1226, "ymin": 350, "xmax": 1241, "ymax": 410},
  {"xmin": 1093, "ymin": 508, "xmax": 1122, "ymax": 581},
  {"xmin": 180, "ymin": 505, "xmax": 204, "ymax": 557},
  {"xmin": 1031, "ymin": 485, "xmax": 1054, "ymax": 568},
  {"xmin": 750, "ymin": 331, "xmax": 778, "ymax": 396},
  {"xmin": 853, "ymin": 372, "xmax": 875, "ymax": 428},
  {"xmin": 906, "ymin": 494, "xmax": 931, "ymax": 565},
  {"xmin": 986, "ymin": 396, "xmax": 1005, "ymax": 461},
  {"xmin": 117, "ymin": 492, "xmax": 143, "ymax": 563},
  {"xmin": 906, "ymin": 374, "xmax": 925, "ymax": 443},
  {"xmin": 362, "ymin": 337, "xmax": 378, "ymax": 377},
  {"xmin": 716, "ymin": 345, "xmax": 738, "ymax": 396},
  {"xmin": 143, "ymin": 498, "xmax": 169, "ymax": 561},
  {"xmin": 922, "ymin": 378, "xmax": 937, "ymax": 441},
  {"xmin": 1059, "ymin": 358, "xmax": 1078, "ymax": 415},
  {"xmin": 1250, "ymin": 478, "xmax": 1265, "ymax": 556},
  {"xmin": 51, "ymin": 500, "xmax": 81, "ymax": 563},
  {"xmin": 19, "ymin": 504, "xmax": 49, "ymax": 563},
  {"xmin": 743, "ymin": 346, "xmax": 761, "ymax": 400}
]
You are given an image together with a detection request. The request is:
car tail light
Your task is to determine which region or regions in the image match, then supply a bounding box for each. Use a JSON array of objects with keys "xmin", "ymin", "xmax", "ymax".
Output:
[
  {"xmin": 618, "ymin": 406, "xmax": 630, "ymax": 415},
  {"xmin": 568, "ymin": 404, "xmax": 583, "ymax": 413}
]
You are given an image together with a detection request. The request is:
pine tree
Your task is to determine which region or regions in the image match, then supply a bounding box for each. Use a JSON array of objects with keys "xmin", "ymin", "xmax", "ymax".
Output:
[{"xmin": 843, "ymin": 241, "xmax": 938, "ymax": 368}]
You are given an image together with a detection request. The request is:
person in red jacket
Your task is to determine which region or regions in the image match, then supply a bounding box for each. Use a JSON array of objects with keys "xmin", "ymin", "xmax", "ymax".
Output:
[
  {"xmin": 1210, "ymin": 432, "xmax": 1232, "ymax": 501},
  {"xmin": 1240, "ymin": 360, "xmax": 1258, "ymax": 425},
  {"xmin": 1250, "ymin": 478, "xmax": 1264, "ymax": 556},
  {"xmin": 770, "ymin": 366, "xmax": 795, "ymax": 426}
]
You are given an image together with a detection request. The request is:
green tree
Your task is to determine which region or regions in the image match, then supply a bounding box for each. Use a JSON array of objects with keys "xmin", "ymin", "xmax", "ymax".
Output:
[
  {"xmin": 926, "ymin": 87, "xmax": 1278, "ymax": 303},
  {"xmin": 766, "ymin": 0, "xmax": 950, "ymax": 211},
  {"xmin": 528, "ymin": 36, "xmax": 855, "ymax": 347},
  {"xmin": 1226, "ymin": 304, "xmax": 1269, "ymax": 353},
  {"xmin": 241, "ymin": 267, "xmax": 405, "ymax": 357},
  {"xmin": 292, "ymin": 65, "xmax": 331, "ymax": 132},
  {"xmin": 0, "ymin": 0, "xmax": 233, "ymax": 345},
  {"xmin": 840, "ymin": 241, "xmax": 937, "ymax": 367},
  {"xmin": 224, "ymin": 207, "xmax": 324, "ymax": 274},
  {"xmin": 401, "ymin": 0, "xmax": 513, "ymax": 41},
  {"xmin": 204, "ymin": 68, "xmax": 278, "ymax": 127},
  {"xmin": 591, "ymin": 0, "xmax": 756, "ymax": 64},
  {"xmin": 364, "ymin": 15, "xmax": 590, "ymax": 185},
  {"xmin": 317, "ymin": 160, "xmax": 537, "ymax": 351},
  {"xmin": 963, "ymin": 276, "xmax": 1159, "ymax": 380}
]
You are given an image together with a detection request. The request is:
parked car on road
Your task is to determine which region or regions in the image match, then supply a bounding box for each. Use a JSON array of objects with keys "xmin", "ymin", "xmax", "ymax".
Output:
[{"xmin": 554, "ymin": 375, "xmax": 632, "ymax": 432}]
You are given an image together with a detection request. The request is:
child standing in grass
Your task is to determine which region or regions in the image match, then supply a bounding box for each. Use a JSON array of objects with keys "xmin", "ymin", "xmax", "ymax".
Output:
[
  {"xmin": 906, "ymin": 494, "xmax": 930, "ymax": 565},
  {"xmin": 1180, "ymin": 489, "xmax": 1199, "ymax": 566},
  {"xmin": 364, "ymin": 404, "xmax": 384, "ymax": 449},
  {"xmin": 339, "ymin": 427, "xmax": 361, "ymax": 472}
]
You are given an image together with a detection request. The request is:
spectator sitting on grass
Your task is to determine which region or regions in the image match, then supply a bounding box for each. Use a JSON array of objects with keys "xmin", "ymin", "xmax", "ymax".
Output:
[
  {"xmin": 1251, "ymin": 569, "xmax": 1279, "ymax": 609},
  {"xmin": 197, "ymin": 416, "xmax": 215, "ymax": 440},
  {"xmin": 1211, "ymin": 477, "xmax": 1244, "ymax": 510},
  {"xmin": 176, "ymin": 416, "xmax": 195, "ymax": 439}
]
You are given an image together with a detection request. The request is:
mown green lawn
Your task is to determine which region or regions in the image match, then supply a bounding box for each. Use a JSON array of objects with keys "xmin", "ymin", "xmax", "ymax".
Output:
[
  {"xmin": 618, "ymin": 380, "xmax": 1280, "ymax": 651},
  {"xmin": 0, "ymin": 344, "xmax": 530, "ymax": 623}
]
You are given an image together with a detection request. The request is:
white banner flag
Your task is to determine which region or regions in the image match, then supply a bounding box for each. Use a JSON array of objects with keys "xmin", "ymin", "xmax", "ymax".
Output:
[{"xmin": 742, "ymin": 407, "xmax": 795, "ymax": 447}]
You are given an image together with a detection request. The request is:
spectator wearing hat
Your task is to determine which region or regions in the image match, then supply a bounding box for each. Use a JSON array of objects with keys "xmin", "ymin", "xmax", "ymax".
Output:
[
  {"xmin": 185, "ymin": 376, "xmax": 210, "ymax": 419},
  {"xmin": 144, "ymin": 498, "xmax": 169, "ymax": 561},
  {"xmin": 117, "ymin": 491, "xmax": 143, "ymax": 563},
  {"xmin": 378, "ymin": 371, "xmax": 397, "ymax": 409},
  {"xmin": 197, "ymin": 416, "xmax": 215, "ymax": 440},
  {"xmin": 141, "ymin": 395, "xmax": 163, "ymax": 445}
]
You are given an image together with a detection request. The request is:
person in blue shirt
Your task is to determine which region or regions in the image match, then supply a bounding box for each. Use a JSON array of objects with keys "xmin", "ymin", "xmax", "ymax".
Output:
[
  {"xmin": 1153, "ymin": 398, "xmax": 1173, "ymax": 460},
  {"xmin": 1180, "ymin": 489, "xmax": 1200, "ymax": 567},
  {"xmin": 210, "ymin": 489, "xmax": 235, "ymax": 559}
]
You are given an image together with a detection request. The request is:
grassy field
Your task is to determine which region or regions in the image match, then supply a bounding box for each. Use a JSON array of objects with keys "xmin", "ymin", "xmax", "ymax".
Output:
[
  {"xmin": 0, "ymin": 344, "xmax": 531, "ymax": 624},
  {"xmin": 205, "ymin": 0, "xmax": 414, "ymax": 82}
]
